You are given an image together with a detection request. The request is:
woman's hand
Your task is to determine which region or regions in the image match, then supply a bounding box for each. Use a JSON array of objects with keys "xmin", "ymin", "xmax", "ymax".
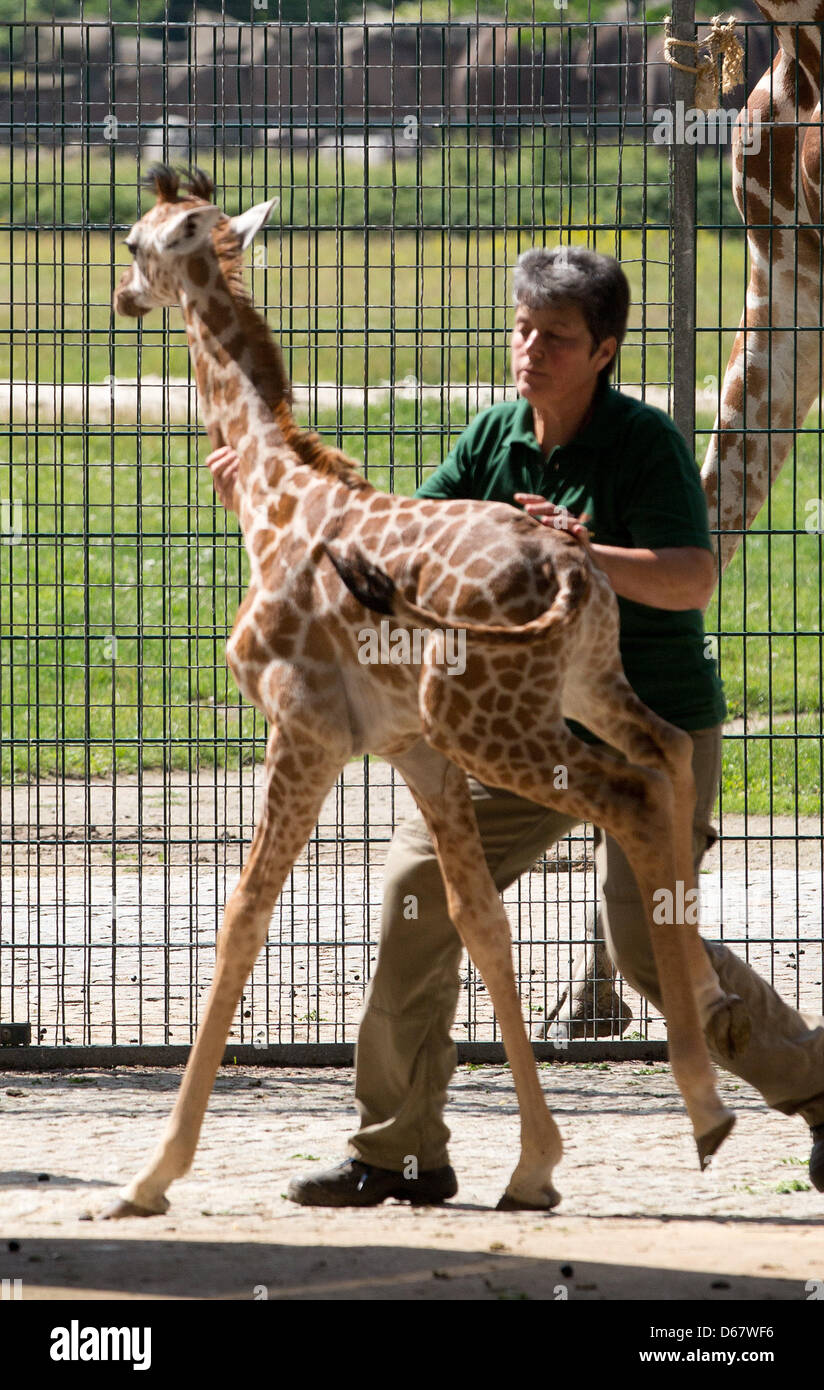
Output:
[
  {"xmin": 514, "ymin": 492, "xmax": 592, "ymax": 545},
  {"xmin": 206, "ymin": 446, "xmax": 241, "ymax": 514}
]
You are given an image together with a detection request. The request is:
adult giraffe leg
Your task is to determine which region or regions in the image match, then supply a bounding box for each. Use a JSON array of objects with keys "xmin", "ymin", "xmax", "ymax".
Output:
[
  {"xmin": 102, "ymin": 726, "xmax": 344, "ymax": 1217},
  {"xmin": 390, "ymin": 740, "xmax": 563, "ymax": 1211}
]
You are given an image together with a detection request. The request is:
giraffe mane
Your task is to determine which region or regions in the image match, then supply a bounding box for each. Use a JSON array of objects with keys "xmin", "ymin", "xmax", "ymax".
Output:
[{"xmin": 208, "ymin": 221, "xmax": 371, "ymax": 492}]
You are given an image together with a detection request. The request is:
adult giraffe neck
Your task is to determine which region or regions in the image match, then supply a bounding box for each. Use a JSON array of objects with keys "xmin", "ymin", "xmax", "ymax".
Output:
[
  {"xmin": 750, "ymin": 1, "xmax": 824, "ymax": 27},
  {"xmin": 750, "ymin": 4, "xmax": 823, "ymax": 73},
  {"xmin": 699, "ymin": 0, "xmax": 824, "ymax": 571}
]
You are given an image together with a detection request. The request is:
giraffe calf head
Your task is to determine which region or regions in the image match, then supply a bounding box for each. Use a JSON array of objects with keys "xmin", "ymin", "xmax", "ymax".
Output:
[{"xmin": 113, "ymin": 165, "xmax": 278, "ymax": 319}]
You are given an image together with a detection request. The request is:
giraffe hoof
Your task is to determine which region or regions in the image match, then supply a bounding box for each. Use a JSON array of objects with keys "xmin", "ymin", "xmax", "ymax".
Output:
[
  {"xmin": 696, "ymin": 1112, "xmax": 736, "ymax": 1170},
  {"xmin": 704, "ymin": 994, "xmax": 751, "ymax": 1061},
  {"xmin": 496, "ymin": 1187, "xmax": 562, "ymax": 1212},
  {"xmin": 100, "ymin": 1195, "xmax": 170, "ymax": 1220}
]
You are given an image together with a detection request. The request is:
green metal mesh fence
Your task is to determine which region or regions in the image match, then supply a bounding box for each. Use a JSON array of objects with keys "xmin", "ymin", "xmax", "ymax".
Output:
[{"xmin": 0, "ymin": 4, "xmax": 821, "ymax": 1057}]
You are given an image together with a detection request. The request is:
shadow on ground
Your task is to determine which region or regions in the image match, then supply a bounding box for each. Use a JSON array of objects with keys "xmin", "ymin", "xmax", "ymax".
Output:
[
  {"xmin": 0, "ymin": 1171, "xmax": 114, "ymax": 1190},
  {"xmin": 0, "ymin": 1236, "xmax": 805, "ymax": 1301}
]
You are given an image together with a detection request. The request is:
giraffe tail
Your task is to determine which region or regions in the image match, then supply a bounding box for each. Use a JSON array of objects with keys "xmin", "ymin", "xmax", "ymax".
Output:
[{"xmin": 322, "ymin": 542, "xmax": 588, "ymax": 642}]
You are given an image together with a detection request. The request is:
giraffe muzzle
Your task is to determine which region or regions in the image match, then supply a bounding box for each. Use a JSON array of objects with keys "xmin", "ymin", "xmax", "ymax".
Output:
[{"xmin": 113, "ymin": 286, "xmax": 151, "ymax": 319}]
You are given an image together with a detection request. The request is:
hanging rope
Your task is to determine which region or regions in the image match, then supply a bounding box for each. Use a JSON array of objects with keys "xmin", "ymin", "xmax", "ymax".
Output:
[{"xmin": 664, "ymin": 14, "xmax": 745, "ymax": 112}]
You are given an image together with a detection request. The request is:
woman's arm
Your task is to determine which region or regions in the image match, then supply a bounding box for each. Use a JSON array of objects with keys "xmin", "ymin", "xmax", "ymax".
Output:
[
  {"xmin": 588, "ymin": 543, "xmax": 715, "ymax": 612},
  {"xmin": 514, "ymin": 493, "xmax": 715, "ymax": 612}
]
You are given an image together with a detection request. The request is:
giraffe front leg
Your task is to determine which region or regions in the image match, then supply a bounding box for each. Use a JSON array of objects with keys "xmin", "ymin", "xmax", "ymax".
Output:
[
  {"xmin": 392, "ymin": 743, "xmax": 563, "ymax": 1211},
  {"xmin": 102, "ymin": 882, "xmax": 269, "ymax": 1217},
  {"xmin": 102, "ymin": 878, "xmax": 279, "ymax": 1217},
  {"xmin": 102, "ymin": 726, "xmax": 344, "ymax": 1218}
]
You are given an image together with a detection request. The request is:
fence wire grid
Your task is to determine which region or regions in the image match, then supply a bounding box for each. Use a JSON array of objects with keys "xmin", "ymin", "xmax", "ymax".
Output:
[{"xmin": 1, "ymin": 3, "xmax": 822, "ymax": 1058}]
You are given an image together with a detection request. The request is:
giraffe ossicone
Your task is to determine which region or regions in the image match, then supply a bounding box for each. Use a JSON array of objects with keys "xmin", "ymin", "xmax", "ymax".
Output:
[{"xmin": 104, "ymin": 164, "xmax": 743, "ymax": 1218}]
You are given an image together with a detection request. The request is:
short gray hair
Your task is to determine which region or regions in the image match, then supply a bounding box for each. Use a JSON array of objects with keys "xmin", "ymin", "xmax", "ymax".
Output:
[{"xmin": 512, "ymin": 246, "xmax": 630, "ymax": 383}]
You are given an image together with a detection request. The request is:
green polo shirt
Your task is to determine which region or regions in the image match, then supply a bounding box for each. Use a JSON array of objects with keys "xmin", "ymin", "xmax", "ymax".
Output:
[{"xmin": 415, "ymin": 384, "xmax": 726, "ymax": 736}]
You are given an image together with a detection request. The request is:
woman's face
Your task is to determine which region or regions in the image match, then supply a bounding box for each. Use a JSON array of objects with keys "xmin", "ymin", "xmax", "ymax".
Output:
[{"xmin": 511, "ymin": 299, "xmax": 616, "ymax": 410}]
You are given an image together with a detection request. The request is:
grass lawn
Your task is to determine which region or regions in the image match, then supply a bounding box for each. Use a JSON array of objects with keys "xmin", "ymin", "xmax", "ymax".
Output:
[
  {"xmin": 0, "ymin": 398, "xmax": 456, "ymax": 782},
  {"xmin": 0, "ymin": 211, "xmax": 820, "ymax": 810},
  {"xmin": 0, "ymin": 224, "xmax": 682, "ymax": 388},
  {"xmin": 2, "ymin": 398, "xmax": 822, "ymax": 812},
  {"xmin": 0, "ymin": 197, "xmax": 743, "ymax": 387}
]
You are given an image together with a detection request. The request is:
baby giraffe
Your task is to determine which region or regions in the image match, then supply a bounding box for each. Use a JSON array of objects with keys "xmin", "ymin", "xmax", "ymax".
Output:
[{"xmin": 105, "ymin": 167, "xmax": 744, "ymax": 1218}]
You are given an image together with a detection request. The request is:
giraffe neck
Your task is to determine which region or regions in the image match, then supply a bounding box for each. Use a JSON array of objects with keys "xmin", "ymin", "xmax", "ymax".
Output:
[
  {"xmin": 700, "ymin": 1, "xmax": 824, "ymax": 571},
  {"xmin": 748, "ymin": 3, "xmax": 823, "ymax": 74},
  {"xmin": 177, "ymin": 253, "xmax": 369, "ymax": 509},
  {"xmin": 749, "ymin": 2, "xmax": 824, "ymax": 27},
  {"xmin": 180, "ymin": 263, "xmax": 294, "ymax": 496}
]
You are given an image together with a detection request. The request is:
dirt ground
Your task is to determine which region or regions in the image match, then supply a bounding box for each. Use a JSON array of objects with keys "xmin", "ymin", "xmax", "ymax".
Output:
[
  {"xmin": 3, "ymin": 763, "xmax": 823, "ymax": 1302},
  {"xmin": 3, "ymin": 764, "xmax": 822, "ymax": 1048},
  {"xmin": 5, "ymin": 763, "xmax": 821, "ymax": 873},
  {"xmin": 1, "ymin": 1061, "xmax": 821, "ymax": 1301}
]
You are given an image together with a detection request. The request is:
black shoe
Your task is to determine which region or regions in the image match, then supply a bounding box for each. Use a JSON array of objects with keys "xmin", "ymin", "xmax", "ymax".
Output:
[
  {"xmin": 287, "ymin": 1157, "xmax": 458, "ymax": 1208},
  {"xmin": 810, "ymin": 1124, "xmax": 824, "ymax": 1193}
]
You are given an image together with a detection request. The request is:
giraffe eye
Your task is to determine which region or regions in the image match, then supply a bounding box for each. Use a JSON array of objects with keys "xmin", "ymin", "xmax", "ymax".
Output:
[{"xmin": 123, "ymin": 240, "xmax": 138, "ymax": 257}]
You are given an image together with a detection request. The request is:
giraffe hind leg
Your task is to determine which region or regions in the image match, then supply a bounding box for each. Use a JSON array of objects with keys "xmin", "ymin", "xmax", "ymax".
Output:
[
  {"xmin": 391, "ymin": 741, "xmax": 564, "ymax": 1211},
  {"xmin": 421, "ymin": 716, "xmax": 735, "ymax": 1167},
  {"xmin": 569, "ymin": 669, "xmax": 751, "ymax": 1062}
]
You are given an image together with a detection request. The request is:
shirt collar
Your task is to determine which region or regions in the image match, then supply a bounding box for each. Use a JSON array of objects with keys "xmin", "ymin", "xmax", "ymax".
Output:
[{"xmin": 505, "ymin": 379, "xmax": 619, "ymax": 456}]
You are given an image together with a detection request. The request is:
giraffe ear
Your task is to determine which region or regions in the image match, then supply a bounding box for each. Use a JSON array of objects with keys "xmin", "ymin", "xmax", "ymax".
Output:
[
  {"xmin": 154, "ymin": 204, "xmax": 222, "ymax": 254},
  {"xmin": 228, "ymin": 197, "xmax": 279, "ymax": 250}
]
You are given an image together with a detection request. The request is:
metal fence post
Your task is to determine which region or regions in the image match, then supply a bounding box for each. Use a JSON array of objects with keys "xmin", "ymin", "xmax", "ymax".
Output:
[{"xmin": 670, "ymin": 0, "xmax": 697, "ymax": 446}]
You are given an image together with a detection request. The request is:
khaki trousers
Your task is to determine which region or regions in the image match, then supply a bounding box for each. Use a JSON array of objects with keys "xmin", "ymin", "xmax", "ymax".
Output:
[{"xmin": 349, "ymin": 726, "xmax": 824, "ymax": 1171}]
